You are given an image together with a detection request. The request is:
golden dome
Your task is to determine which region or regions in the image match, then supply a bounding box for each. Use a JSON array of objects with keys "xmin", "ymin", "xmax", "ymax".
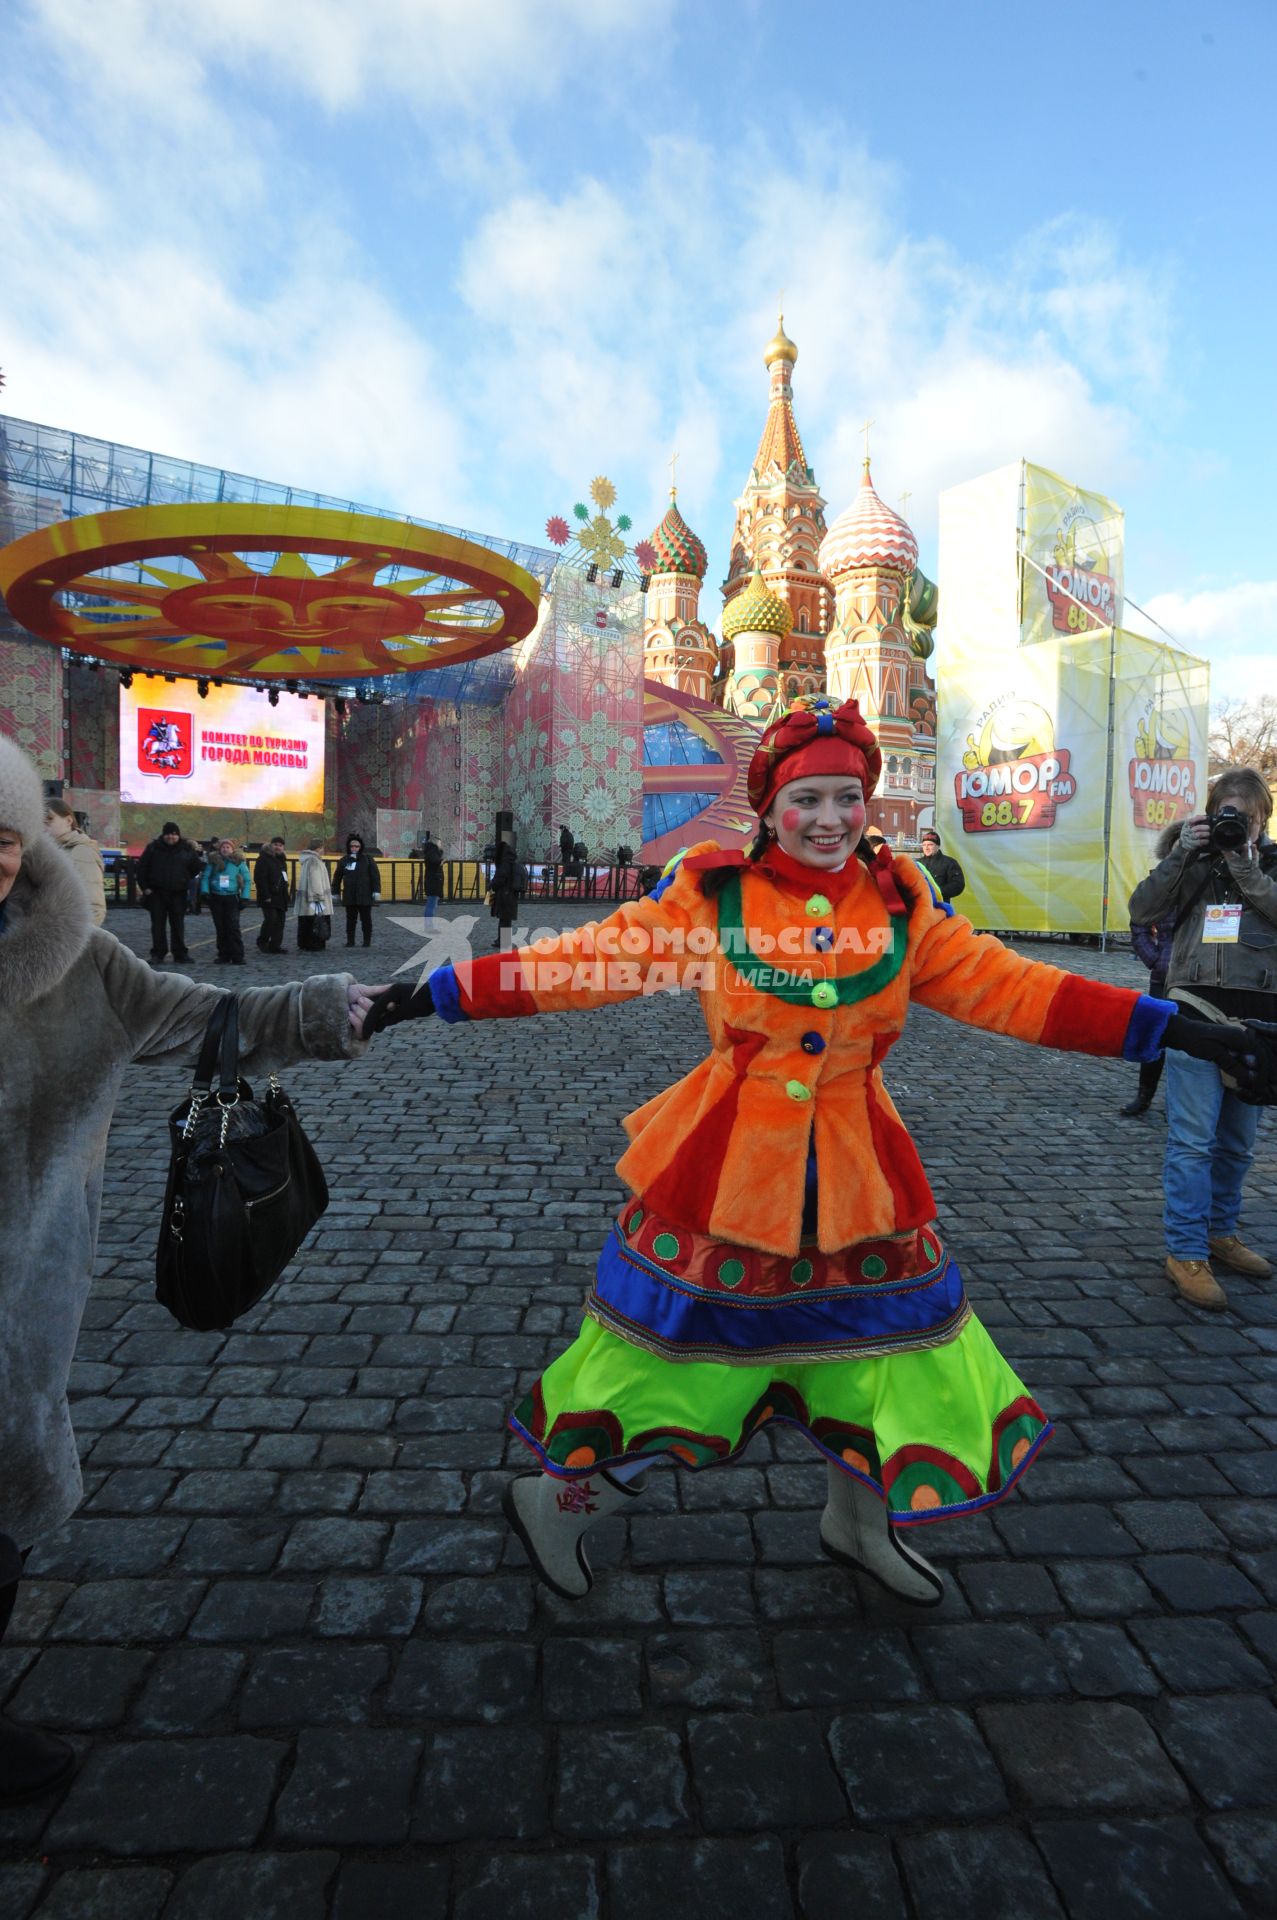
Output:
[
  {"xmin": 763, "ymin": 313, "xmax": 797, "ymax": 368},
  {"xmin": 722, "ymin": 566, "xmax": 795, "ymax": 641}
]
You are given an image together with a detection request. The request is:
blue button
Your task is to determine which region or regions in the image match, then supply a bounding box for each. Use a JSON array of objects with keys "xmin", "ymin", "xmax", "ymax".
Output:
[
  {"xmin": 801, "ymin": 1031, "xmax": 826, "ymax": 1055},
  {"xmin": 811, "ymin": 927, "xmax": 834, "ymax": 952}
]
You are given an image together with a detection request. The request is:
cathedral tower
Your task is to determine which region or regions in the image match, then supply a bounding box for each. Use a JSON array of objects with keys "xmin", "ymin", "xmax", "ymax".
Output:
[
  {"xmin": 820, "ymin": 464, "xmax": 936, "ymax": 841},
  {"xmin": 720, "ymin": 566, "xmax": 793, "ymax": 721},
  {"xmin": 642, "ymin": 490, "xmax": 716, "ymax": 702},
  {"xmin": 721, "ymin": 317, "xmax": 831, "ymax": 712}
]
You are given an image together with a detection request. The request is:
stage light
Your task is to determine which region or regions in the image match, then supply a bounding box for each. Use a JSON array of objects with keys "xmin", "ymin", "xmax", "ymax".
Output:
[
  {"xmin": 611, "ymin": 568, "xmax": 623, "ymax": 589},
  {"xmin": 639, "ymin": 573, "xmax": 651, "ymax": 592},
  {"xmin": 356, "ymin": 689, "xmax": 369, "ymax": 704},
  {"xmin": 286, "ymin": 679, "xmax": 298, "ymax": 694},
  {"xmin": 586, "ymin": 564, "xmax": 599, "ymax": 583},
  {"xmin": 268, "ymin": 688, "xmax": 280, "ymax": 707},
  {"xmin": 197, "ymin": 678, "xmax": 210, "ymax": 699},
  {"xmin": 334, "ymin": 697, "xmax": 347, "ymax": 718},
  {"xmin": 119, "ymin": 670, "xmax": 133, "ymax": 689},
  {"xmin": 163, "ymin": 673, "xmax": 176, "ymax": 683}
]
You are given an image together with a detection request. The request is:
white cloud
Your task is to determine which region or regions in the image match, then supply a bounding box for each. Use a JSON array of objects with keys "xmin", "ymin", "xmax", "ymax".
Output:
[
  {"xmin": 33, "ymin": 0, "xmax": 671, "ymax": 121},
  {"xmin": 1, "ymin": 18, "xmax": 1190, "ymax": 631},
  {"xmin": 1126, "ymin": 582, "xmax": 1277, "ymax": 706}
]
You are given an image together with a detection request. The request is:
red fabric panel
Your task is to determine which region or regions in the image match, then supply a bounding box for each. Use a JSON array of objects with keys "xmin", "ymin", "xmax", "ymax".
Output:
[
  {"xmin": 864, "ymin": 1033, "xmax": 934, "ymax": 1227},
  {"xmin": 457, "ymin": 953, "xmax": 538, "ymax": 1020},
  {"xmin": 1038, "ymin": 975, "xmax": 1139, "ymax": 1057},
  {"xmin": 642, "ymin": 1025, "xmax": 767, "ymax": 1232}
]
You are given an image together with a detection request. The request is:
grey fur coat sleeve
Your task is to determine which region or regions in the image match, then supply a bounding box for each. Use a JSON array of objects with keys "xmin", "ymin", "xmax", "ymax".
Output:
[{"xmin": 91, "ymin": 932, "xmax": 368, "ymax": 1068}]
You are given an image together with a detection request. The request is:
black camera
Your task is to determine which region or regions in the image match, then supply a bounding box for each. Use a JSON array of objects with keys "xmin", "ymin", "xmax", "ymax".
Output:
[{"xmin": 1209, "ymin": 804, "xmax": 1250, "ymax": 854}]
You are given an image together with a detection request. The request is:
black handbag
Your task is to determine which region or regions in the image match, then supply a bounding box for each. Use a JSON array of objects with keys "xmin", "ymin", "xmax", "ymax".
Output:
[{"xmin": 156, "ymin": 996, "xmax": 329, "ymax": 1330}]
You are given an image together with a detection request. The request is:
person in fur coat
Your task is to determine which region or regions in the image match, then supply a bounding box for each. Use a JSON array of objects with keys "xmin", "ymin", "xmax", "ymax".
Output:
[
  {"xmin": 364, "ymin": 697, "xmax": 1270, "ymax": 1608},
  {"xmin": 0, "ymin": 735, "xmax": 380, "ymax": 1802}
]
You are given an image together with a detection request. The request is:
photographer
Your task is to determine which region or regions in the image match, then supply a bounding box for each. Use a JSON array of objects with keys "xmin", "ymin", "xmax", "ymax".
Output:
[{"xmin": 1129, "ymin": 767, "xmax": 1276, "ymax": 1308}]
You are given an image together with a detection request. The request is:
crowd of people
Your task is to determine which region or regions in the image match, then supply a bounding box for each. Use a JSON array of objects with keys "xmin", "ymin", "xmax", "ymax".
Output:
[
  {"xmin": 117, "ymin": 825, "xmax": 383, "ymax": 963},
  {"xmin": 4, "ymin": 710, "xmax": 1273, "ymax": 1804}
]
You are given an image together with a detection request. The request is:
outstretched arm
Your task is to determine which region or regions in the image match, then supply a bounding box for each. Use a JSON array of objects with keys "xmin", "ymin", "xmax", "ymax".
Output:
[
  {"xmin": 96, "ymin": 934, "xmax": 371, "ymax": 1067},
  {"xmin": 903, "ymin": 856, "xmax": 1163, "ymax": 1062},
  {"xmin": 362, "ymin": 849, "xmax": 715, "ymax": 1035}
]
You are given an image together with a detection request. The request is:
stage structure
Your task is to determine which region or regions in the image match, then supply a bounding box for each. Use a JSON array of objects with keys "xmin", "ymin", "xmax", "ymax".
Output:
[
  {"xmin": 0, "ymin": 413, "xmax": 573, "ymax": 853},
  {"xmin": 936, "ymin": 460, "xmax": 1209, "ymax": 938}
]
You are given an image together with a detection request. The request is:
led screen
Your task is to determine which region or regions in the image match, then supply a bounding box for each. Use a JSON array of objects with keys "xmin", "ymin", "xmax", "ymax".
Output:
[{"xmin": 119, "ymin": 682, "xmax": 326, "ymax": 812}]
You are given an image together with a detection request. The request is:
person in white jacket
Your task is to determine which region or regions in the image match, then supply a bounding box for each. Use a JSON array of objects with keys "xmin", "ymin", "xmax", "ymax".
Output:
[{"xmin": 296, "ymin": 842, "xmax": 335, "ymax": 950}]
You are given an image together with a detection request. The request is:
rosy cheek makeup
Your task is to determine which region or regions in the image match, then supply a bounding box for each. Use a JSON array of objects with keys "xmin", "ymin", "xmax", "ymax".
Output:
[{"xmin": 780, "ymin": 807, "xmax": 802, "ymax": 832}]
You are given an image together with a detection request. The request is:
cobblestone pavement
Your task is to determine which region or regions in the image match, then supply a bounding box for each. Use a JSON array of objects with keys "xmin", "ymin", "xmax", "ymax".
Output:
[{"xmin": 3, "ymin": 897, "xmax": 1276, "ymax": 1919}]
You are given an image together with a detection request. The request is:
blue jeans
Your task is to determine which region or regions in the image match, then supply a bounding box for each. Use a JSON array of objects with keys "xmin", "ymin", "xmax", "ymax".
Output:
[{"xmin": 1163, "ymin": 1050, "xmax": 1261, "ymax": 1257}]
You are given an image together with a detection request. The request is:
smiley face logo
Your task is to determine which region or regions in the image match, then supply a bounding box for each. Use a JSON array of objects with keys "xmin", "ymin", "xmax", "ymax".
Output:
[{"xmin": 962, "ymin": 700, "xmax": 1055, "ymax": 769}]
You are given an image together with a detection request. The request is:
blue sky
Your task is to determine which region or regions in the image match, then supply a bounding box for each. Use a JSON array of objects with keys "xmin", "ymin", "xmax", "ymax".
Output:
[{"xmin": 2, "ymin": 0, "xmax": 1274, "ymax": 701}]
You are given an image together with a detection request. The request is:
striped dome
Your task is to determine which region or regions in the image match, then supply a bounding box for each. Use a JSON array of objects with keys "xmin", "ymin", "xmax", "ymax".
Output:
[
  {"xmin": 819, "ymin": 466, "xmax": 918, "ymax": 579},
  {"xmin": 722, "ymin": 566, "xmax": 794, "ymax": 641},
  {"xmin": 648, "ymin": 492, "xmax": 708, "ymax": 580}
]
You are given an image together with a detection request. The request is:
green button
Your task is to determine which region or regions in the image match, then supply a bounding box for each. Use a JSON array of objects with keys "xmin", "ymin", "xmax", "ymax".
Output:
[
  {"xmin": 805, "ymin": 893, "xmax": 831, "ymax": 917},
  {"xmin": 785, "ymin": 1079, "xmax": 812, "ymax": 1102},
  {"xmin": 810, "ymin": 981, "xmax": 838, "ymax": 1009}
]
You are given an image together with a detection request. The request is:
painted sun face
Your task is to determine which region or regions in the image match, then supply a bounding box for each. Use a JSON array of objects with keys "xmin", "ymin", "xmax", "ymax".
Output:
[{"xmin": 0, "ymin": 502, "xmax": 542, "ymax": 681}]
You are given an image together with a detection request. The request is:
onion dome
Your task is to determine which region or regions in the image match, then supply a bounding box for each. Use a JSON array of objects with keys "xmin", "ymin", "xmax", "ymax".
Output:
[
  {"xmin": 763, "ymin": 313, "xmax": 798, "ymax": 368},
  {"xmin": 819, "ymin": 465, "xmax": 919, "ymax": 579},
  {"xmin": 722, "ymin": 566, "xmax": 794, "ymax": 641},
  {"xmin": 647, "ymin": 490, "xmax": 708, "ymax": 580}
]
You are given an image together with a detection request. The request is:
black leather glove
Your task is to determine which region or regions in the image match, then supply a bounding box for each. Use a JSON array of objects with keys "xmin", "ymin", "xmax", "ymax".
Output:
[
  {"xmin": 361, "ymin": 979, "xmax": 435, "ymax": 1039},
  {"xmin": 1237, "ymin": 1019, "xmax": 1277, "ymax": 1106},
  {"xmin": 1162, "ymin": 1012, "xmax": 1276, "ymax": 1103}
]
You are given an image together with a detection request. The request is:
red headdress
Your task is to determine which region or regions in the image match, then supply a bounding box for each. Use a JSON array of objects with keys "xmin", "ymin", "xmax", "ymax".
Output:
[{"xmin": 747, "ymin": 696, "xmax": 882, "ymax": 816}]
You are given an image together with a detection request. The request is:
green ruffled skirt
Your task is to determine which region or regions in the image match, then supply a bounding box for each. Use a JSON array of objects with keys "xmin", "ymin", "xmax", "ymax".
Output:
[{"xmin": 510, "ymin": 1312, "xmax": 1050, "ymax": 1524}]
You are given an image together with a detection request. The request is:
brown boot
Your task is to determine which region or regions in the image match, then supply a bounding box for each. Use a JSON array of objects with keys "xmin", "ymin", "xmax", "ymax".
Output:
[
  {"xmin": 1166, "ymin": 1256, "xmax": 1228, "ymax": 1310},
  {"xmin": 1208, "ymin": 1235, "xmax": 1273, "ymax": 1278}
]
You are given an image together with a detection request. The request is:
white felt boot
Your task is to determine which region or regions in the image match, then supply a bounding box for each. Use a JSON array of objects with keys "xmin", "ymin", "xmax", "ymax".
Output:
[
  {"xmin": 502, "ymin": 1468, "xmax": 644, "ymax": 1600},
  {"xmin": 819, "ymin": 1462, "xmax": 944, "ymax": 1606}
]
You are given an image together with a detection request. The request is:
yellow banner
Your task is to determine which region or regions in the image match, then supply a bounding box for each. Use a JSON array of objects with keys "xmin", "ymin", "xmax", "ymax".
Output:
[
  {"xmin": 1106, "ymin": 629, "xmax": 1211, "ymax": 928},
  {"xmin": 1021, "ymin": 462, "xmax": 1124, "ymax": 647},
  {"xmin": 937, "ymin": 630, "xmax": 1111, "ymax": 932}
]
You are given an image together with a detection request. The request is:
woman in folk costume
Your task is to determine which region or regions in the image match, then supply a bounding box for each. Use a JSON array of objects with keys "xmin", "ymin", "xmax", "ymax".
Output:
[{"xmin": 364, "ymin": 697, "xmax": 1270, "ymax": 1604}]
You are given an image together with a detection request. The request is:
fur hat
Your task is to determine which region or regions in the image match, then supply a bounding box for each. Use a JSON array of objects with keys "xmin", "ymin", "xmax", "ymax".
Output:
[{"xmin": 0, "ymin": 734, "xmax": 48, "ymax": 846}]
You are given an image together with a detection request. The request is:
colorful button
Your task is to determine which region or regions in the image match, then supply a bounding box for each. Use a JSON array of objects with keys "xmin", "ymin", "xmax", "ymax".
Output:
[
  {"xmin": 785, "ymin": 1079, "xmax": 812, "ymax": 1102},
  {"xmin": 811, "ymin": 927, "xmax": 834, "ymax": 952},
  {"xmin": 800, "ymin": 1031, "xmax": 825, "ymax": 1055},
  {"xmin": 811, "ymin": 981, "xmax": 838, "ymax": 1009},
  {"xmin": 805, "ymin": 893, "xmax": 831, "ymax": 917}
]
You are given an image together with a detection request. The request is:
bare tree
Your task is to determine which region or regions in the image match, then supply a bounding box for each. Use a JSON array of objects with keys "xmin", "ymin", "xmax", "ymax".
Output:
[{"xmin": 1209, "ymin": 696, "xmax": 1277, "ymax": 783}]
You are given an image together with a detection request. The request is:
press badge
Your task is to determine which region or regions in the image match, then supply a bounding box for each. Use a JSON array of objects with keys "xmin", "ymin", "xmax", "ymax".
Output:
[{"xmin": 1203, "ymin": 904, "xmax": 1242, "ymax": 943}]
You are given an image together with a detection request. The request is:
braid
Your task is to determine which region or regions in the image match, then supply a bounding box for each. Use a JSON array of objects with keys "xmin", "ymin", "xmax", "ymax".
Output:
[{"xmin": 699, "ymin": 823, "xmax": 770, "ymax": 899}]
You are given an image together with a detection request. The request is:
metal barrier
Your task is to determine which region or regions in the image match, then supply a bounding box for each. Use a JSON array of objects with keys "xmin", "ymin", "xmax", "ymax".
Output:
[{"xmin": 107, "ymin": 855, "xmax": 656, "ymax": 909}]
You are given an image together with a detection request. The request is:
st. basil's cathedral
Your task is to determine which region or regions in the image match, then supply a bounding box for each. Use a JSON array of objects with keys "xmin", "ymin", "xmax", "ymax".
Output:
[{"xmin": 640, "ymin": 317, "xmax": 938, "ymax": 847}]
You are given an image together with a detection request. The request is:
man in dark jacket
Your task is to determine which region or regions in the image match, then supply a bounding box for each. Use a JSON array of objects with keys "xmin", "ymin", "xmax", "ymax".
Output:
[
  {"xmin": 254, "ymin": 837, "xmax": 291, "ymax": 954},
  {"xmin": 919, "ymin": 829, "xmax": 966, "ymax": 903},
  {"xmin": 335, "ymin": 833, "xmax": 381, "ymax": 948},
  {"xmin": 1129, "ymin": 767, "xmax": 1277, "ymax": 1309},
  {"xmin": 136, "ymin": 822, "xmax": 202, "ymax": 962}
]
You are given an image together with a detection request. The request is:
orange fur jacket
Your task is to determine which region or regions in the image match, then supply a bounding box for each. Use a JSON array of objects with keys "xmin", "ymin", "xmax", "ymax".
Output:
[{"xmin": 430, "ymin": 841, "xmax": 1163, "ymax": 1257}]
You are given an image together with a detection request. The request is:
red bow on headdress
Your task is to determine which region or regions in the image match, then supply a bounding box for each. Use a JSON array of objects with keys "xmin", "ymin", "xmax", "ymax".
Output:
[{"xmin": 746, "ymin": 696, "xmax": 882, "ymax": 814}]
